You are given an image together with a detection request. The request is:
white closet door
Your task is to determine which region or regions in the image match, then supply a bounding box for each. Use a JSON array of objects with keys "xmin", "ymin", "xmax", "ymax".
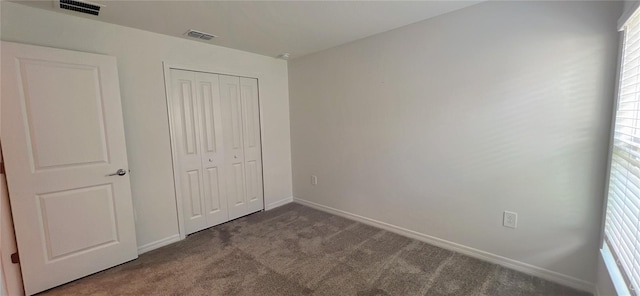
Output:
[
  {"xmin": 170, "ymin": 71, "xmax": 262, "ymax": 231},
  {"xmin": 196, "ymin": 72, "xmax": 228, "ymax": 227},
  {"xmin": 169, "ymin": 70, "xmax": 229, "ymax": 234},
  {"xmin": 220, "ymin": 75, "xmax": 248, "ymax": 220},
  {"xmin": 169, "ymin": 69, "xmax": 207, "ymax": 234},
  {"xmin": 240, "ymin": 78, "xmax": 264, "ymax": 213}
]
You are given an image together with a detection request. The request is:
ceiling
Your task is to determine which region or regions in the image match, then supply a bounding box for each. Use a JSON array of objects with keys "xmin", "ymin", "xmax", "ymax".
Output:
[{"xmin": 14, "ymin": 1, "xmax": 481, "ymax": 59}]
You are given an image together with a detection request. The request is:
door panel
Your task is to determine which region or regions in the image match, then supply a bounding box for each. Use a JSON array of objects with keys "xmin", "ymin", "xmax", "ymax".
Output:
[
  {"xmin": 185, "ymin": 170, "xmax": 203, "ymax": 218},
  {"xmin": 39, "ymin": 184, "xmax": 118, "ymax": 260},
  {"xmin": 201, "ymin": 82, "xmax": 217, "ymax": 154},
  {"xmin": 245, "ymin": 160, "xmax": 259, "ymax": 202},
  {"xmin": 240, "ymin": 78, "xmax": 264, "ymax": 213},
  {"xmin": 241, "ymin": 85, "xmax": 257, "ymax": 149},
  {"xmin": 231, "ymin": 163, "xmax": 246, "ymax": 206},
  {"xmin": 169, "ymin": 70, "xmax": 207, "ymax": 234},
  {"xmin": 20, "ymin": 60, "xmax": 109, "ymax": 170},
  {"xmin": 1, "ymin": 42, "xmax": 138, "ymax": 295},
  {"xmin": 196, "ymin": 73, "xmax": 228, "ymax": 226},
  {"xmin": 220, "ymin": 75, "xmax": 248, "ymax": 220},
  {"xmin": 230, "ymin": 86, "xmax": 243, "ymax": 150},
  {"xmin": 181, "ymin": 80, "xmax": 198, "ymax": 156},
  {"xmin": 204, "ymin": 167, "xmax": 221, "ymax": 212}
]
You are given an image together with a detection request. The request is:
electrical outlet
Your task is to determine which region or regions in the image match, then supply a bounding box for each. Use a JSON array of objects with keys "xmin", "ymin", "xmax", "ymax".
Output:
[
  {"xmin": 311, "ymin": 175, "xmax": 318, "ymax": 185},
  {"xmin": 503, "ymin": 211, "xmax": 517, "ymax": 228}
]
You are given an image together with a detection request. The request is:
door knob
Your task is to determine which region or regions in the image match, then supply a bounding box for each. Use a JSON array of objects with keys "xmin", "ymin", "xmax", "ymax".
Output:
[
  {"xmin": 234, "ymin": 155, "xmax": 238, "ymax": 159},
  {"xmin": 107, "ymin": 169, "xmax": 127, "ymax": 176}
]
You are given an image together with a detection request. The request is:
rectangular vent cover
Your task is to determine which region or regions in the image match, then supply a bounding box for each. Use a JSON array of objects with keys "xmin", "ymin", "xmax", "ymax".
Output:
[
  {"xmin": 55, "ymin": 0, "xmax": 102, "ymax": 16},
  {"xmin": 185, "ymin": 30, "xmax": 217, "ymax": 41}
]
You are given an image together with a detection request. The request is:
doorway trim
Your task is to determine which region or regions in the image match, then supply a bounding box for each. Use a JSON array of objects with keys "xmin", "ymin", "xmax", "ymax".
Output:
[{"xmin": 162, "ymin": 62, "xmax": 266, "ymax": 240}]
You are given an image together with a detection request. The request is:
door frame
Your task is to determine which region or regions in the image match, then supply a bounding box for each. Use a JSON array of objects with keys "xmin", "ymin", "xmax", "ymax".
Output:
[
  {"xmin": 0, "ymin": 145, "xmax": 24, "ymax": 296},
  {"xmin": 162, "ymin": 62, "xmax": 266, "ymax": 240}
]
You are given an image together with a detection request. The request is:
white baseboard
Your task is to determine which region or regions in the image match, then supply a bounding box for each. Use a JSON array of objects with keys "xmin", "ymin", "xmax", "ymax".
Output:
[
  {"xmin": 137, "ymin": 234, "xmax": 181, "ymax": 255},
  {"xmin": 293, "ymin": 197, "xmax": 595, "ymax": 293},
  {"xmin": 265, "ymin": 196, "xmax": 293, "ymax": 210},
  {"xmin": 137, "ymin": 197, "xmax": 293, "ymax": 254}
]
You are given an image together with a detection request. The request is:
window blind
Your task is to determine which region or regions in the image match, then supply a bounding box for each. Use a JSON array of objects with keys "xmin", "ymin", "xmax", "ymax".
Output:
[{"xmin": 606, "ymin": 9, "xmax": 640, "ymax": 296}]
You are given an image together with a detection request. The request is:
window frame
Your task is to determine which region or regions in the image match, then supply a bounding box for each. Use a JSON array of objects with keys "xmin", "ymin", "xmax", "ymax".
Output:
[{"xmin": 601, "ymin": 3, "xmax": 640, "ymax": 295}]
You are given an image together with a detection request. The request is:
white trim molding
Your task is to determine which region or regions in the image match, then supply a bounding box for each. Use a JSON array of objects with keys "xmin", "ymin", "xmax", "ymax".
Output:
[
  {"xmin": 600, "ymin": 244, "xmax": 631, "ymax": 296},
  {"xmin": 265, "ymin": 196, "xmax": 293, "ymax": 210},
  {"xmin": 137, "ymin": 234, "xmax": 181, "ymax": 255},
  {"xmin": 293, "ymin": 197, "xmax": 595, "ymax": 294},
  {"xmin": 619, "ymin": 1, "xmax": 640, "ymax": 30}
]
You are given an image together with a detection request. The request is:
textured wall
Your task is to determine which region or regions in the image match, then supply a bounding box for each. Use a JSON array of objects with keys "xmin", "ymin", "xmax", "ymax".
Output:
[
  {"xmin": 1, "ymin": 2, "xmax": 293, "ymax": 250},
  {"xmin": 289, "ymin": 1, "xmax": 621, "ymax": 284}
]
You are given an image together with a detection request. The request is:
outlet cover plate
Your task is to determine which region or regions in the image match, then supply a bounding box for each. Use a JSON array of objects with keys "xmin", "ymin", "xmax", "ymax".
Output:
[{"xmin": 503, "ymin": 211, "xmax": 517, "ymax": 228}]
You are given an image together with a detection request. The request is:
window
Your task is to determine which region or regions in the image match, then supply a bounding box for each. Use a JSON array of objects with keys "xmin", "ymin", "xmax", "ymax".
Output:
[{"xmin": 605, "ymin": 7, "xmax": 640, "ymax": 296}]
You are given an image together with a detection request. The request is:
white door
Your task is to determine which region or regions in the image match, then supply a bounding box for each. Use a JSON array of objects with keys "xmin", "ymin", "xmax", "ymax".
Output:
[
  {"xmin": 239, "ymin": 78, "xmax": 264, "ymax": 214},
  {"xmin": 197, "ymin": 72, "xmax": 229, "ymax": 227},
  {"xmin": 220, "ymin": 75, "xmax": 264, "ymax": 220},
  {"xmin": 220, "ymin": 75, "xmax": 248, "ymax": 220},
  {"xmin": 1, "ymin": 42, "xmax": 138, "ymax": 295},
  {"xmin": 169, "ymin": 70, "xmax": 207, "ymax": 234},
  {"xmin": 168, "ymin": 69, "xmax": 228, "ymax": 235}
]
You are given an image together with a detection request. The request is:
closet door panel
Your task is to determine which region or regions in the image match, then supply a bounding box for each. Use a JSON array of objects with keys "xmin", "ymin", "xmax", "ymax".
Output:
[
  {"xmin": 240, "ymin": 78, "xmax": 264, "ymax": 213},
  {"xmin": 246, "ymin": 160, "xmax": 259, "ymax": 200},
  {"xmin": 186, "ymin": 170, "xmax": 203, "ymax": 217},
  {"xmin": 196, "ymin": 73, "xmax": 228, "ymax": 227},
  {"xmin": 220, "ymin": 75, "xmax": 248, "ymax": 220},
  {"xmin": 204, "ymin": 167, "xmax": 222, "ymax": 211},
  {"xmin": 170, "ymin": 69, "xmax": 207, "ymax": 234},
  {"xmin": 230, "ymin": 163, "xmax": 246, "ymax": 206}
]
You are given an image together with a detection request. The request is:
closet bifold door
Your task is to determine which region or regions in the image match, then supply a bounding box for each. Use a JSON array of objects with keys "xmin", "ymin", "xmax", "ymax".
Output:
[
  {"xmin": 220, "ymin": 75, "xmax": 248, "ymax": 220},
  {"xmin": 169, "ymin": 69, "xmax": 228, "ymax": 235},
  {"xmin": 196, "ymin": 72, "xmax": 228, "ymax": 227},
  {"xmin": 239, "ymin": 77, "xmax": 264, "ymax": 214},
  {"xmin": 170, "ymin": 69, "xmax": 206, "ymax": 235},
  {"xmin": 220, "ymin": 75, "xmax": 264, "ymax": 220}
]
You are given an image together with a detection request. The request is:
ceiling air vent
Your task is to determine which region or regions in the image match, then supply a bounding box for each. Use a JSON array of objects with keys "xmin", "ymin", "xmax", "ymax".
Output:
[
  {"xmin": 54, "ymin": 0, "xmax": 103, "ymax": 16},
  {"xmin": 185, "ymin": 30, "xmax": 217, "ymax": 41}
]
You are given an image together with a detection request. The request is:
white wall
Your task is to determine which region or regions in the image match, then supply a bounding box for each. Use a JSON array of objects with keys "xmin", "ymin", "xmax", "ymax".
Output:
[
  {"xmin": 289, "ymin": 0, "xmax": 621, "ymax": 289},
  {"xmin": 0, "ymin": 2, "xmax": 293, "ymax": 250}
]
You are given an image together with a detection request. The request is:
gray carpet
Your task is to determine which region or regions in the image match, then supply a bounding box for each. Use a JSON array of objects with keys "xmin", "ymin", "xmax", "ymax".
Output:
[{"xmin": 40, "ymin": 203, "xmax": 591, "ymax": 296}]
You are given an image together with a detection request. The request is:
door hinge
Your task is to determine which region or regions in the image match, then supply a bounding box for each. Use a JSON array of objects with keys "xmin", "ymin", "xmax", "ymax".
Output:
[{"xmin": 10, "ymin": 252, "xmax": 19, "ymax": 264}]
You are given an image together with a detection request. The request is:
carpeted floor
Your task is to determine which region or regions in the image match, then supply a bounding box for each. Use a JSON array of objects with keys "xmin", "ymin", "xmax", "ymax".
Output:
[{"xmin": 40, "ymin": 203, "xmax": 591, "ymax": 296}]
